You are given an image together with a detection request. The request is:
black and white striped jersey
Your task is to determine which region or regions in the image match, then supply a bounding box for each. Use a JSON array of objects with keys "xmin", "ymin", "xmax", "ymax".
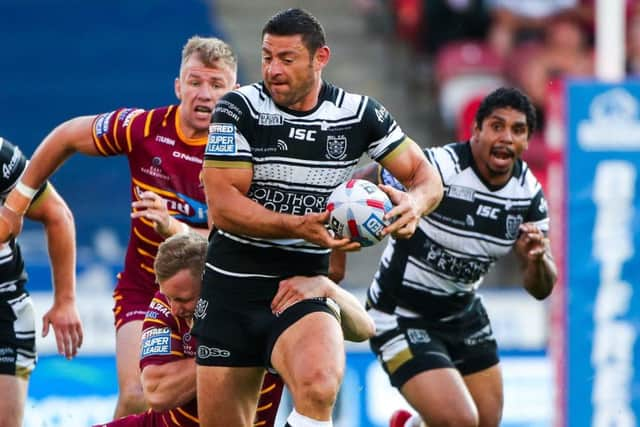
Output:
[
  {"xmin": 204, "ymin": 81, "xmax": 407, "ymax": 277},
  {"xmin": 0, "ymin": 137, "xmax": 40, "ymax": 301},
  {"xmin": 368, "ymin": 141, "xmax": 549, "ymax": 315}
]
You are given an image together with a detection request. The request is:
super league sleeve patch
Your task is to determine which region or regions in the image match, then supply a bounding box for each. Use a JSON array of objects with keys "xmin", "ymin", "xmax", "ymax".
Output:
[
  {"xmin": 141, "ymin": 327, "xmax": 172, "ymax": 358},
  {"xmin": 206, "ymin": 123, "xmax": 236, "ymax": 155}
]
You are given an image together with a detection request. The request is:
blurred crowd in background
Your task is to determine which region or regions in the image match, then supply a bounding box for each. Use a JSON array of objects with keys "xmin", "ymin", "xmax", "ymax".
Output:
[{"xmin": 354, "ymin": 0, "xmax": 640, "ymax": 189}]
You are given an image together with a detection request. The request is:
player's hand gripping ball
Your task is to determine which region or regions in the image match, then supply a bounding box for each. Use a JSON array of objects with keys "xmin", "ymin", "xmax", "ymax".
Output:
[{"xmin": 326, "ymin": 179, "xmax": 393, "ymax": 247}]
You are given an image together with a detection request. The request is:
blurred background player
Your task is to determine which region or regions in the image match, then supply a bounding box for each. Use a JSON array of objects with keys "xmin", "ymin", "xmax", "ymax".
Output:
[
  {"xmin": 0, "ymin": 136, "xmax": 82, "ymax": 427},
  {"xmin": 352, "ymin": 88, "xmax": 557, "ymax": 427},
  {"xmin": 0, "ymin": 36, "xmax": 239, "ymax": 418}
]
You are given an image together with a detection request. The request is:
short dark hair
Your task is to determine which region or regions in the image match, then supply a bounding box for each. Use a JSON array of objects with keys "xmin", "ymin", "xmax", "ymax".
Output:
[
  {"xmin": 474, "ymin": 87, "xmax": 537, "ymax": 137},
  {"xmin": 262, "ymin": 8, "xmax": 326, "ymax": 54}
]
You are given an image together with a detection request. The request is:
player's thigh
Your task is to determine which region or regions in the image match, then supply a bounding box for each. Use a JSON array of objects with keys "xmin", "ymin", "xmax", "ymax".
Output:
[
  {"xmin": 463, "ymin": 364, "xmax": 503, "ymax": 427},
  {"xmin": 0, "ymin": 374, "xmax": 27, "ymax": 427},
  {"xmin": 197, "ymin": 364, "xmax": 264, "ymax": 427},
  {"xmin": 368, "ymin": 310, "xmax": 479, "ymax": 426},
  {"xmin": 401, "ymin": 367, "xmax": 479, "ymax": 427},
  {"xmin": 270, "ymin": 304, "xmax": 344, "ymax": 397},
  {"xmin": 115, "ymin": 320, "xmax": 144, "ymax": 387}
]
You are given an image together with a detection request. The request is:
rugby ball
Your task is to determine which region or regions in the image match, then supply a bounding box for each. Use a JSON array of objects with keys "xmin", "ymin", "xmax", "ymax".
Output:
[{"xmin": 326, "ymin": 179, "xmax": 393, "ymax": 247}]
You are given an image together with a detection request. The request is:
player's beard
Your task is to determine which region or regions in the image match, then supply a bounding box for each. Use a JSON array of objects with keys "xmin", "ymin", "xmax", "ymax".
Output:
[{"xmin": 269, "ymin": 65, "xmax": 316, "ymax": 109}]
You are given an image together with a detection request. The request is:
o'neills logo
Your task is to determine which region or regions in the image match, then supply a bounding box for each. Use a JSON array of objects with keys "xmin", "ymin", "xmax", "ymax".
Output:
[
  {"xmin": 249, "ymin": 187, "xmax": 327, "ymax": 215},
  {"xmin": 172, "ymin": 151, "xmax": 202, "ymax": 164}
]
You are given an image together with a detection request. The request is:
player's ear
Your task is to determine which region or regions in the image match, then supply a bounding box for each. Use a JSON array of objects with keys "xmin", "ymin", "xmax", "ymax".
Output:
[
  {"xmin": 174, "ymin": 77, "xmax": 181, "ymax": 100},
  {"xmin": 314, "ymin": 46, "xmax": 330, "ymax": 71},
  {"xmin": 471, "ymin": 121, "xmax": 481, "ymax": 142}
]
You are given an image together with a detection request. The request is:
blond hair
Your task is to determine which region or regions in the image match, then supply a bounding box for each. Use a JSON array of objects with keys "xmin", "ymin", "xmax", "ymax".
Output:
[
  {"xmin": 154, "ymin": 232, "xmax": 207, "ymax": 283},
  {"xmin": 181, "ymin": 36, "xmax": 237, "ymax": 73}
]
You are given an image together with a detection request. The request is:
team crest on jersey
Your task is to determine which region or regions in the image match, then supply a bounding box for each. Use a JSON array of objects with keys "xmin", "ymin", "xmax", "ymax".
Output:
[
  {"xmin": 259, "ymin": 113, "xmax": 283, "ymax": 126},
  {"xmin": 207, "ymin": 123, "xmax": 236, "ymax": 155},
  {"xmin": 407, "ymin": 328, "xmax": 430, "ymax": 344},
  {"xmin": 326, "ymin": 135, "xmax": 347, "ymax": 160},
  {"xmin": 194, "ymin": 298, "xmax": 208, "ymax": 319},
  {"xmin": 505, "ymin": 214, "xmax": 523, "ymax": 239}
]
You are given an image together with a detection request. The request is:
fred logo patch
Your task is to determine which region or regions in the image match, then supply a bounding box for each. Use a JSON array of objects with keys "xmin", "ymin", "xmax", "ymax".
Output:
[
  {"xmin": 141, "ymin": 327, "xmax": 171, "ymax": 358},
  {"xmin": 206, "ymin": 123, "xmax": 236, "ymax": 155}
]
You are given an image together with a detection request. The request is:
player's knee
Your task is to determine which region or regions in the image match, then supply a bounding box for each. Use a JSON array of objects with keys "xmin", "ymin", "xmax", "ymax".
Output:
[
  {"xmin": 295, "ymin": 366, "xmax": 343, "ymax": 408},
  {"xmin": 424, "ymin": 406, "xmax": 479, "ymax": 427}
]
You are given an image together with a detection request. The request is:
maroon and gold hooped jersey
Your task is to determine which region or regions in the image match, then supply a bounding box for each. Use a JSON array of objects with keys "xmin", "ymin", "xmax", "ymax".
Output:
[
  {"xmin": 139, "ymin": 292, "xmax": 198, "ymax": 426},
  {"xmin": 91, "ymin": 106, "xmax": 208, "ymax": 327},
  {"xmin": 129, "ymin": 292, "xmax": 282, "ymax": 427}
]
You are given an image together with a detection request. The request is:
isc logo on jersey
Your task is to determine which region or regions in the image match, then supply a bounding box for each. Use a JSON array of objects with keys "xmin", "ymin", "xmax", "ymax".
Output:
[{"xmin": 206, "ymin": 123, "xmax": 236, "ymax": 155}]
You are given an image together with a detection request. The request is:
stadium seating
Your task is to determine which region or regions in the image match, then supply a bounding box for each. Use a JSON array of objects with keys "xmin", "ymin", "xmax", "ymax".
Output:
[
  {"xmin": 0, "ymin": 0, "xmax": 225, "ymax": 250},
  {"xmin": 434, "ymin": 41, "xmax": 506, "ymax": 130}
]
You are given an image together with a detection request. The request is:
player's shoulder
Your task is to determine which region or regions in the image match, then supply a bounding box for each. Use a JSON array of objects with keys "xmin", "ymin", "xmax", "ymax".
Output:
[
  {"xmin": 211, "ymin": 85, "xmax": 259, "ymax": 124},
  {"xmin": 339, "ymin": 85, "xmax": 383, "ymax": 117},
  {"xmin": 425, "ymin": 141, "xmax": 472, "ymax": 180},
  {"xmin": 0, "ymin": 136, "xmax": 25, "ymax": 163},
  {"xmin": 145, "ymin": 291, "xmax": 173, "ymax": 320},
  {"xmin": 0, "ymin": 136, "xmax": 27, "ymax": 192},
  {"xmin": 139, "ymin": 105, "xmax": 175, "ymax": 128},
  {"xmin": 320, "ymin": 82, "xmax": 367, "ymax": 114},
  {"xmin": 231, "ymin": 83, "xmax": 266, "ymax": 109},
  {"xmin": 93, "ymin": 107, "xmax": 147, "ymax": 136},
  {"xmin": 513, "ymin": 158, "xmax": 544, "ymax": 195}
]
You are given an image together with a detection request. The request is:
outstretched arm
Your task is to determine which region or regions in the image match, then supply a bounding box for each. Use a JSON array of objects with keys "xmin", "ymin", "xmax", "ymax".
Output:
[
  {"xmin": 0, "ymin": 116, "xmax": 99, "ymax": 238},
  {"xmin": 22, "ymin": 115, "xmax": 100, "ymax": 189},
  {"xmin": 271, "ymin": 275, "xmax": 375, "ymax": 342},
  {"xmin": 141, "ymin": 358, "xmax": 197, "ymax": 411},
  {"xmin": 25, "ymin": 184, "xmax": 82, "ymax": 359},
  {"xmin": 514, "ymin": 223, "xmax": 557, "ymax": 300}
]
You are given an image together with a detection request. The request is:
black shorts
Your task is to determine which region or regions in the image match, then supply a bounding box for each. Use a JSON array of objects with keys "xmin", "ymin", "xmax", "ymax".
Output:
[
  {"xmin": 0, "ymin": 292, "xmax": 36, "ymax": 379},
  {"xmin": 369, "ymin": 296, "xmax": 499, "ymax": 389},
  {"xmin": 191, "ymin": 268, "xmax": 339, "ymax": 368}
]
